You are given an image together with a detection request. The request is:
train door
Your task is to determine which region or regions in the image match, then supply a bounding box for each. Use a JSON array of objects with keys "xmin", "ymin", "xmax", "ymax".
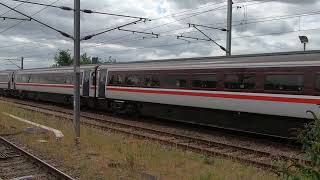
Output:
[
  {"xmin": 8, "ymin": 73, "xmax": 12, "ymax": 89},
  {"xmin": 83, "ymin": 70, "xmax": 90, "ymax": 97},
  {"xmin": 90, "ymin": 69, "xmax": 97, "ymax": 98},
  {"xmin": 98, "ymin": 69, "xmax": 108, "ymax": 98},
  {"xmin": 11, "ymin": 72, "xmax": 16, "ymax": 90}
]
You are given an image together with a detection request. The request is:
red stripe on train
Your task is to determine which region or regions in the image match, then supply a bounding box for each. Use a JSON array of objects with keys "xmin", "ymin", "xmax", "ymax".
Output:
[
  {"xmin": 107, "ymin": 87, "xmax": 320, "ymax": 105},
  {"xmin": 16, "ymin": 83, "xmax": 74, "ymax": 88}
]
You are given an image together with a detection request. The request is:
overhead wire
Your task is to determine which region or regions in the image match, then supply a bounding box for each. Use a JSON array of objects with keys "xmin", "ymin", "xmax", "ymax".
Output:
[
  {"xmin": 2, "ymin": 3, "xmax": 319, "ymax": 54},
  {"xmin": 0, "ymin": 2, "xmax": 73, "ymax": 38},
  {"xmin": 151, "ymin": 0, "xmax": 275, "ymax": 21},
  {"xmin": 82, "ymin": 8, "xmax": 320, "ymax": 50},
  {"xmin": 0, "ymin": 0, "xmax": 29, "ymax": 16},
  {"xmin": 83, "ymin": 27, "xmax": 320, "ymax": 56},
  {"xmin": 0, "ymin": 16, "xmax": 31, "ymax": 21},
  {"xmin": 1, "ymin": 0, "xmax": 318, "ymax": 64},
  {"xmin": 0, "ymin": 0, "xmax": 62, "ymax": 34},
  {"xmin": 83, "ymin": 0, "xmax": 277, "ymax": 48},
  {"xmin": 82, "ymin": 3, "xmax": 229, "ymax": 48},
  {"xmin": 8, "ymin": 0, "xmax": 150, "ymax": 20}
]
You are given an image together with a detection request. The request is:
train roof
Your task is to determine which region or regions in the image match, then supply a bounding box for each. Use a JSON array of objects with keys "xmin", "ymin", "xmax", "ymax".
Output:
[
  {"xmin": 13, "ymin": 64, "xmax": 98, "ymax": 74},
  {"xmin": 0, "ymin": 70, "xmax": 13, "ymax": 74},
  {"xmin": 1, "ymin": 50, "xmax": 320, "ymax": 73},
  {"xmin": 101, "ymin": 50, "xmax": 320, "ymax": 71}
]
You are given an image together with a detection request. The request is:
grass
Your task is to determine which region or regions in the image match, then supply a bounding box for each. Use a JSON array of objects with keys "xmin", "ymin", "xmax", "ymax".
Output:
[{"xmin": 0, "ymin": 101, "xmax": 280, "ymax": 180}]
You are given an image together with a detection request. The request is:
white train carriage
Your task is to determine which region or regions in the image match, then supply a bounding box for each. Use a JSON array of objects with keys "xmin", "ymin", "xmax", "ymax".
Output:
[
  {"xmin": 0, "ymin": 71, "xmax": 12, "ymax": 95},
  {"xmin": 100, "ymin": 51, "xmax": 320, "ymax": 137},
  {"xmin": 12, "ymin": 65, "xmax": 98, "ymax": 103}
]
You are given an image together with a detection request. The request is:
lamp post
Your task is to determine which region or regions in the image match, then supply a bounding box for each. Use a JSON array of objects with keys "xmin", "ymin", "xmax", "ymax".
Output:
[{"xmin": 299, "ymin": 36, "xmax": 309, "ymax": 52}]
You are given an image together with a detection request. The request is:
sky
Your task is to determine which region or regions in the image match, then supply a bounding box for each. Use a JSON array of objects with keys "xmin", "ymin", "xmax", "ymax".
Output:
[{"xmin": 0, "ymin": 0, "xmax": 320, "ymax": 70}]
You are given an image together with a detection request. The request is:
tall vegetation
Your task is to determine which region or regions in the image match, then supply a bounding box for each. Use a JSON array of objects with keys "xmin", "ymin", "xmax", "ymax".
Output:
[
  {"xmin": 282, "ymin": 111, "xmax": 320, "ymax": 180},
  {"xmin": 53, "ymin": 49, "xmax": 73, "ymax": 67},
  {"xmin": 53, "ymin": 49, "xmax": 100, "ymax": 67}
]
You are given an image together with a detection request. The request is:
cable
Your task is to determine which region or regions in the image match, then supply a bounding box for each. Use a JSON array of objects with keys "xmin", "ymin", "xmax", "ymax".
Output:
[
  {"xmin": 8, "ymin": 0, "xmax": 72, "ymax": 10},
  {"xmin": 84, "ymin": 3, "xmax": 228, "ymax": 47},
  {"xmin": 94, "ymin": 9, "xmax": 320, "ymax": 48},
  {"xmin": 205, "ymin": 10, "xmax": 320, "ymax": 27},
  {"xmin": 192, "ymin": 25, "xmax": 227, "ymax": 52},
  {"xmin": 17, "ymin": 5, "xmax": 318, "ymax": 53},
  {"xmin": 0, "ymin": 16, "xmax": 31, "ymax": 21},
  {"xmin": 83, "ymin": 27, "xmax": 320, "ymax": 55},
  {"xmin": 151, "ymin": 0, "xmax": 273, "ymax": 21},
  {"xmin": 0, "ymin": 0, "xmax": 29, "ymax": 16},
  {"xmin": 151, "ymin": 1, "xmax": 226, "ymax": 20},
  {"xmin": 0, "ymin": 1, "xmax": 72, "ymax": 38},
  {"xmin": 81, "ymin": 0, "xmax": 270, "ymax": 45},
  {"xmin": 6, "ymin": 27, "xmax": 319, "ymax": 68},
  {"xmin": 0, "ymin": 0, "xmax": 62, "ymax": 35},
  {"xmin": 8, "ymin": 0, "xmax": 149, "ymax": 20},
  {"xmin": 86, "ymin": 0, "xmax": 273, "ymax": 46},
  {"xmin": 81, "ymin": 19, "xmax": 143, "ymax": 41}
]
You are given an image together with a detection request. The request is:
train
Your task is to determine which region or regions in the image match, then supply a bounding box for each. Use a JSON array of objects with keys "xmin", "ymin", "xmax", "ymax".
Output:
[{"xmin": 1, "ymin": 50, "xmax": 320, "ymax": 138}]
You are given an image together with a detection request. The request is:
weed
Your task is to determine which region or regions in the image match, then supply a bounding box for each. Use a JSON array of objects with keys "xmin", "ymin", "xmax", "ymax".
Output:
[
  {"xmin": 0, "ymin": 102, "xmax": 279, "ymax": 180},
  {"xmin": 199, "ymin": 172, "xmax": 214, "ymax": 180},
  {"xmin": 282, "ymin": 111, "xmax": 320, "ymax": 180},
  {"xmin": 202, "ymin": 155, "xmax": 215, "ymax": 165}
]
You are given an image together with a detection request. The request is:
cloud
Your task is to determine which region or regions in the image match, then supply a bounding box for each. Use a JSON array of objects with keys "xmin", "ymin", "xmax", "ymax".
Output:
[{"xmin": 0, "ymin": 0, "xmax": 319, "ymax": 70}]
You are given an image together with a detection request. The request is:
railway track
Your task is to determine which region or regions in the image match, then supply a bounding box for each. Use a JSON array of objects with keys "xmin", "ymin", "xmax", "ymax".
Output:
[
  {"xmin": 0, "ymin": 136, "xmax": 74, "ymax": 180},
  {"xmin": 0, "ymin": 97, "xmax": 307, "ymax": 171}
]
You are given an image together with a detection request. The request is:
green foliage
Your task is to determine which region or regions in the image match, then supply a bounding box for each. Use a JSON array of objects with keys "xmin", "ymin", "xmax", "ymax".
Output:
[
  {"xmin": 53, "ymin": 50, "xmax": 96, "ymax": 67},
  {"xmin": 282, "ymin": 111, "xmax": 320, "ymax": 180},
  {"xmin": 201, "ymin": 155, "xmax": 215, "ymax": 165},
  {"xmin": 80, "ymin": 53, "xmax": 92, "ymax": 65},
  {"xmin": 126, "ymin": 152, "xmax": 135, "ymax": 169},
  {"xmin": 53, "ymin": 49, "xmax": 72, "ymax": 67},
  {"xmin": 199, "ymin": 172, "xmax": 214, "ymax": 180}
]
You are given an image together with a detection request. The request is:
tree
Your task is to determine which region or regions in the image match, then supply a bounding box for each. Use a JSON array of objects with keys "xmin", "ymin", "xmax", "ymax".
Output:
[
  {"xmin": 80, "ymin": 53, "xmax": 91, "ymax": 65},
  {"xmin": 53, "ymin": 49, "xmax": 72, "ymax": 67},
  {"xmin": 53, "ymin": 50, "xmax": 94, "ymax": 67}
]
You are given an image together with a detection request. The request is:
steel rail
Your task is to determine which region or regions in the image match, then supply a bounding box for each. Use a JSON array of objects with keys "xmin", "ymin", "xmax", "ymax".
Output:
[
  {"xmin": 0, "ymin": 136, "xmax": 74, "ymax": 180},
  {"xmin": 0, "ymin": 98, "xmax": 307, "ymax": 171}
]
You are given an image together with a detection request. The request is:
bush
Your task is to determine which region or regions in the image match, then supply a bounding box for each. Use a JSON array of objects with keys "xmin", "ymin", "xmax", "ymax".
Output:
[{"xmin": 282, "ymin": 110, "xmax": 320, "ymax": 180}]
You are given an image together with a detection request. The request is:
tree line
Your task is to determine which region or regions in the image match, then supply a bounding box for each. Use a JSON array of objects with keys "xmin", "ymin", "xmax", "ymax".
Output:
[{"xmin": 53, "ymin": 49, "xmax": 116, "ymax": 67}]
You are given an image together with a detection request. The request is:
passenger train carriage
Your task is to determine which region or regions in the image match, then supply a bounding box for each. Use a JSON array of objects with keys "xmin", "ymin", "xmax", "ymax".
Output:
[
  {"xmin": 0, "ymin": 71, "xmax": 12, "ymax": 95},
  {"xmin": 1, "ymin": 51, "xmax": 320, "ymax": 138},
  {"xmin": 10, "ymin": 65, "xmax": 98, "ymax": 104}
]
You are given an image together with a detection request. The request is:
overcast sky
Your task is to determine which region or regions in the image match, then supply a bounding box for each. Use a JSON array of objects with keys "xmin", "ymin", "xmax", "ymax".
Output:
[{"xmin": 0, "ymin": 0, "xmax": 320, "ymax": 70}]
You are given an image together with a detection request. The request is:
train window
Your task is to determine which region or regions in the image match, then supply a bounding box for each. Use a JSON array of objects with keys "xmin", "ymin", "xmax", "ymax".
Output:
[
  {"xmin": 108, "ymin": 75, "xmax": 115, "ymax": 85},
  {"xmin": 168, "ymin": 74, "xmax": 188, "ymax": 88},
  {"xmin": 144, "ymin": 74, "xmax": 160, "ymax": 87},
  {"xmin": 315, "ymin": 75, "xmax": 320, "ymax": 91},
  {"xmin": 0, "ymin": 75, "xmax": 8, "ymax": 82},
  {"xmin": 264, "ymin": 74, "xmax": 304, "ymax": 92},
  {"xmin": 26, "ymin": 73, "xmax": 75, "ymax": 84},
  {"xmin": 91, "ymin": 72, "xmax": 96, "ymax": 86},
  {"xmin": 15, "ymin": 75, "xmax": 22, "ymax": 83},
  {"xmin": 116, "ymin": 75, "xmax": 123, "ymax": 85},
  {"xmin": 65, "ymin": 74, "xmax": 73, "ymax": 84},
  {"xmin": 192, "ymin": 74, "xmax": 217, "ymax": 89},
  {"xmin": 125, "ymin": 74, "xmax": 140, "ymax": 86},
  {"xmin": 224, "ymin": 74, "xmax": 256, "ymax": 90},
  {"xmin": 29, "ymin": 74, "xmax": 39, "ymax": 83},
  {"xmin": 17, "ymin": 74, "xmax": 29, "ymax": 83}
]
